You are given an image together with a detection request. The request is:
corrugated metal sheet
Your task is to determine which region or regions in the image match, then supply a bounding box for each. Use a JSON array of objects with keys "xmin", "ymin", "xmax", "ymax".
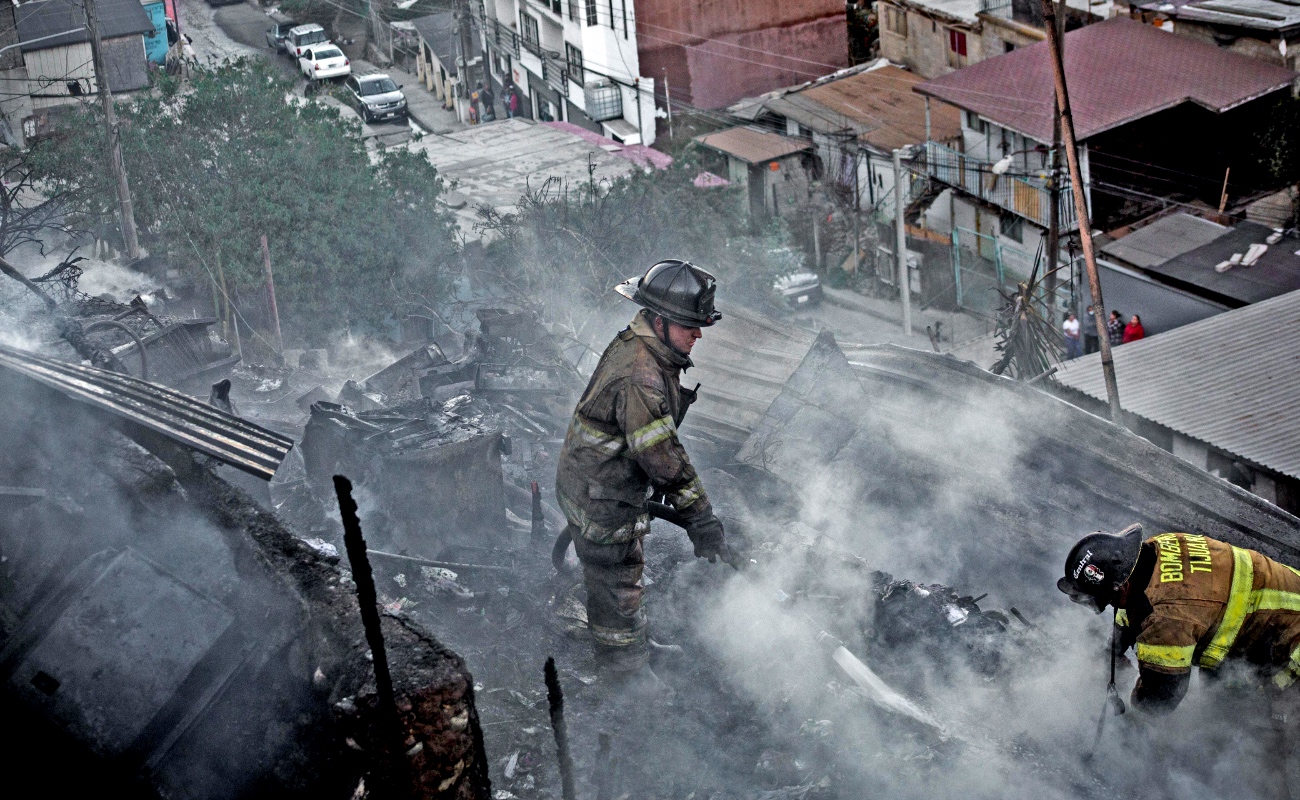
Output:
[
  {"xmin": 915, "ymin": 17, "xmax": 1297, "ymax": 142},
  {"xmin": 1099, "ymin": 212, "xmax": 1228, "ymax": 269},
  {"xmin": 679, "ymin": 301, "xmax": 819, "ymax": 445},
  {"xmin": 795, "ymin": 66, "xmax": 961, "ymax": 152},
  {"xmin": 693, "ymin": 126, "xmax": 811, "ymax": 165},
  {"xmin": 1054, "ymin": 289, "xmax": 1300, "ymax": 479},
  {"xmin": 0, "ymin": 344, "xmax": 294, "ymax": 480}
]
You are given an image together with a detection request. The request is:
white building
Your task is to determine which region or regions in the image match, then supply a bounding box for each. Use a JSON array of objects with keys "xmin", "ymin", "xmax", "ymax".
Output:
[{"xmin": 472, "ymin": 0, "xmax": 656, "ymax": 145}]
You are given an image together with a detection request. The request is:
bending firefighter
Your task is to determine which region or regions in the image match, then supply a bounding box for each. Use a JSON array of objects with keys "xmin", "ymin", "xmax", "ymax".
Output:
[
  {"xmin": 555, "ymin": 260, "xmax": 731, "ymax": 691},
  {"xmin": 1058, "ymin": 524, "xmax": 1300, "ymax": 713}
]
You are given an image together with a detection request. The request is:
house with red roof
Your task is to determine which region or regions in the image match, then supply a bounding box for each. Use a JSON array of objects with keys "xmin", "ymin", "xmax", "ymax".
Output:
[{"xmin": 910, "ymin": 16, "xmax": 1296, "ymax": 284}]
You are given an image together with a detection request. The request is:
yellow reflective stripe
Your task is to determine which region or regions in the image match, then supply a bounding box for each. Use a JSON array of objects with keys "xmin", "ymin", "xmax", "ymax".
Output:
[
  {"xmin": 1137, "ymin": 643, "xmax": 1195, "ymax": 669},
  {"xmin": 628, "ymin": 416, "xmax": 676, "ymax": 454},
  {"xmin": 573, "ymin": 418, "xmax": 623, "ymax": 455},
  {"xmin": 669, "ymin": 476, "xmax": 704, "ymax": 509},
  {"xmin": 1199, "ymin": 546, "xmax": 1255, "ymax": 668},
  {"xmin": 1115, "ymin": 609, "xmax": 1129, "ymax": 628},
  {"xmin": 1252, "ymin": 589, "xmax": 1300, "ymax": 614}
]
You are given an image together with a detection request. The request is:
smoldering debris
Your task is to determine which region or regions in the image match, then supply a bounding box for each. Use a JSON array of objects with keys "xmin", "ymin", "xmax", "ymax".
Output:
[{"xmin": 0, "ymin": 370, "xmax": 492, "ymax": 800}]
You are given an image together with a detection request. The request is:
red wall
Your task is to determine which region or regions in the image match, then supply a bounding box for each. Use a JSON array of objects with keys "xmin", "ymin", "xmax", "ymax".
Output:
[{"xmin": 637, "ymin": 0, "xmax": 849, "ymax": 109}]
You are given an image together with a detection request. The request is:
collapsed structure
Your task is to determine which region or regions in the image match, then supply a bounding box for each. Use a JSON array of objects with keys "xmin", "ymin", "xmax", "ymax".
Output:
[{"xmin": 2, "ymin": 279, "xmax": 1298, "ymax": 798}]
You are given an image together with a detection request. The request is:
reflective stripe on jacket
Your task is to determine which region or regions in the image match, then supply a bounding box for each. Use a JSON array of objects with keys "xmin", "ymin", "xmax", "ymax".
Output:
[
  {"xmin": 1123, "ymin": 533, "xmax": 1300, "ymax": 688},
  {"xmin": 554, "ymin": 310, "xmax": 710, "ymax": 544}
]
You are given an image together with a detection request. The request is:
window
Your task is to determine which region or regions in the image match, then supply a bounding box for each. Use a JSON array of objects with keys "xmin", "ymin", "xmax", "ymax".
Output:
[
  {"xmin": 999, "ymin": 212, "xmax": 1024, "ymax": 243},
  {"xmin": 947, "ymin": 28, "xmax": 968, "ymax": 67},
  {"xmin": 963, "ymin": 110, "xmax": 987, "ymax": 134},
  {"xmin": 585, "ymin": 0, "xmax": 598, "ymax": 26},
  {"xmin": 550, "ymin": 0, "xmax": 561, "ymax": 15},
  {"xmin": 565, "ymin": 43, "xmax": 584, "ymax": 81},
  {"xmin": 568, "ymin": 0, "xmax": 577, "ymax": 21},
  {"xmin": 882, "ymin": 4, "xmax": 908, "ymax": 36},
  {"xmin": 521, "ymin": 13, "xmax": 540, "ymax": 47}
]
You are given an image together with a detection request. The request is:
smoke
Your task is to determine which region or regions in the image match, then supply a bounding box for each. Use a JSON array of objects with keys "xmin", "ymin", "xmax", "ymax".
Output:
[{"xmin": 675, "ymin": 346, "xmax": 1287, "ymax": 800}]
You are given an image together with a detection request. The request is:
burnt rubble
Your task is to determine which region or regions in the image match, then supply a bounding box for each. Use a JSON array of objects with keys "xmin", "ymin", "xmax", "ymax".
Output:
[
  {"xmin": 0, "ymin": 362, "xmax": 491, "ymax": 799},
  {"xmin": 5, "ymin": 281, "xmax": 1300, "ymax": 800}
]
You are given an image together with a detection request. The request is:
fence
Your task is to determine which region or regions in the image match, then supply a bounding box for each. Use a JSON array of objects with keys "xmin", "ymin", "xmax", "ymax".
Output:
[{"xmin": 925, "ymin": 141, "xmax": 1075, "ymax": 230}]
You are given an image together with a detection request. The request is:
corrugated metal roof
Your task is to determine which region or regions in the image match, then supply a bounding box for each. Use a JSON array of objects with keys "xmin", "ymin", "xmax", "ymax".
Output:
[
  {"xmin": 788, "ymin": 65, "xmax": 962, "ymax": 152},
  {"xmin": 693, "ymin": 126, "xmax": 811, "ymax": 165},
  {"xmin": 679, "ymin": 301, "xmax": 819, "ymax": 445},
  {"xmin": 0, "ymin": 344, "xmax": 294, "ymax": 480},
  {"xmin": 1143, "ymin": 221, "xmax": 1300, "ymax": 307},
  {"xmin": 17, "ymin": 0, "xmax": 153, "ymax": 52},
  {"xmin": 1099, "ymin": 212, "xmax": 1228, "ymax": 269},
  {"xmin": 1054, "ymin": 289, "xmax": 1300, "ymax": 479},
  {"xmin": 915, "ymin": 17, "xmax": 1297, "ymax": 142},
  {"xmin": 1160, "ymin": 0, "xmax": 1300, "ymax": 32}
]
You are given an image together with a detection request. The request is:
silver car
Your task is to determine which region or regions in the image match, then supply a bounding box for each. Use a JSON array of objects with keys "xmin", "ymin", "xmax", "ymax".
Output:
[{"xmin": 344, "ymin": 74, "xmax": 407, "ymax": 123}]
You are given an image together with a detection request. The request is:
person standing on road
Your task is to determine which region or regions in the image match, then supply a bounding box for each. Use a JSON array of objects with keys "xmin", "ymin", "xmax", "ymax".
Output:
[
  {"xmin": 480, "ymin": 82, "xmax": 496, "ymax": 122},
  {"xmin": 1062, "ymin": 312, "xmax": 1081, "ymax": 359},
  {"xmin": 1083, "ymin": 305, "xmax": 1100, "ymax": 355},
  {"xmin": 554, "ymin": 260, "xmax": 732, "ymax": 697}
]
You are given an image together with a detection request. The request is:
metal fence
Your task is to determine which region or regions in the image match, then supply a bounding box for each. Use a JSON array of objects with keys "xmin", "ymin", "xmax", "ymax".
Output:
[{"xmin": 925, "ymin": 141, "xmax": 1075, "ymax": 230}]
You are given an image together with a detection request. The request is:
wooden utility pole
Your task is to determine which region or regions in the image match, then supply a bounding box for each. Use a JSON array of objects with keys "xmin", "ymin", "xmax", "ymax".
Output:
[
  {"xmin": 1042, "ymin": 0, "xmax": 1122, "ymax": 423},
  {"xmin": 84, "ymin": 0, "xmax": 140, "ymax": 261},
  {"xmin": 663, "ymin": 69, "xmax": 673, "ymax": 140},
  {"xmin": 1043, "ymin": 0, "xmax": 1065, "ymax": 323}
]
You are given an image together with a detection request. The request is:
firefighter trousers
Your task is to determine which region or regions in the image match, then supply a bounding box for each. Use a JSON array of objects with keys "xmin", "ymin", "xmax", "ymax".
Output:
[{"xmin": 568, "ymin": 526, "xmax": 648, "ymax": 672}]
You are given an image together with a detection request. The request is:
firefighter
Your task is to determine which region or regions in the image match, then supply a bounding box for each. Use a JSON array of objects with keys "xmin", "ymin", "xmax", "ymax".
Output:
[{"xmin": 555, "ymin": 260, "xmax": 730, "ymax": 693}]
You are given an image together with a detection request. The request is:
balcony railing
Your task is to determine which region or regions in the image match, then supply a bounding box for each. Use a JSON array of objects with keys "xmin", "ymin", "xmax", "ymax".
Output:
[
  {"xmin": 491, "ymin": 20, "xmax": 519, "ymax": 58},
  {"xmin": 924, "ymin": 141, "xmax": 1076, "ymax": 230},
  {"xmin": 521, "ymin": 33, "xmax": 543, "ymax": 57},
  {"xmin": 541, "ymin": 56, "xmax": 568, "ymax": 96},
  {"xmin": 979, "ymin": 0, "xmax": 1012, "ymax": 12}
]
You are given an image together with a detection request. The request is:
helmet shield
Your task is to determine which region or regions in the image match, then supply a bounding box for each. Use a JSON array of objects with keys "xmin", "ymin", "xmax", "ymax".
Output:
[
  {"xmin": 615, "ymin": 259, "xmax": 722, "ymax": 327},
  {"xmin": 1057, "ymin": 523, "xmax": 1145, "ymax": 613}
]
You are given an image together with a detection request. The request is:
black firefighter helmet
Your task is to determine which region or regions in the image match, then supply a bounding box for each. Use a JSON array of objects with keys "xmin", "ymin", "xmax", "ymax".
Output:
[
  {"xmin": 615, "ymin": 260, "xmax": 722, "ymax": 328},
  {"xmin": 1057, "ymin": 523, "xmax": 1145, "ymax": 613}
]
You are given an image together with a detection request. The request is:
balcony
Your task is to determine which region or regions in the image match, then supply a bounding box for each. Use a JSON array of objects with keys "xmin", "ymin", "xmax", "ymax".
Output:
[
  {"xmin": 541, "ymin": 55, "xmax": 568, "ymax": 96},
  {"xmin": 978, "ymin": 0, "xmax": 1012, "ymax": 13},
  {"xmin": 924, "ymin": 141, "xmax": 1076, "ymax": 230},
  {"xmin": 490, "ymin": 20, "xmax": 520, "ymax": 58}
]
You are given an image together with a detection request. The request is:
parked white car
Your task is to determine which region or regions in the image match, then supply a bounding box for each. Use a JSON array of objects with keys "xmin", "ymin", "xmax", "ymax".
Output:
[
  {"xmin": 299, "ymin": 46, "xmax": 350, "ymax": 82},
  {"xmin": 285, "ymin": 24, "xmax": 329, "ymax": 59}
]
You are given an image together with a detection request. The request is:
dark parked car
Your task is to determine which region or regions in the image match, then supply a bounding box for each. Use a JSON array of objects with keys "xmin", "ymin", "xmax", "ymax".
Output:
[
  {"xmin": 773, "ymin": 272, "xmax": 824, "ymax": 307},
  {"xmin": 264, "ymin": 18, "xmax": 301, "ymax": 52},
  {"xmin": 344, "ymin": 74, "xmax": 407, "ymax": 123}
]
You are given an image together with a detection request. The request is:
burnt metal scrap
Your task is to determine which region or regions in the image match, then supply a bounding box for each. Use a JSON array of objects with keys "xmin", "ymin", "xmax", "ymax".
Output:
[{"xmin": 0, "ymin": 342, "xmax": 292, "ymax": 480}]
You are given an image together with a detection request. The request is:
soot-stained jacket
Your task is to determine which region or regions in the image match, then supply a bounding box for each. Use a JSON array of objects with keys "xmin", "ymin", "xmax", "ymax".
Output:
[
  {"xmin": 1117, "ymin": 533, "xmax": 1300, "ymax": 713},
  {"xmin": 555, "ymin": 310, "xmax": 712, "ymax": 544}
]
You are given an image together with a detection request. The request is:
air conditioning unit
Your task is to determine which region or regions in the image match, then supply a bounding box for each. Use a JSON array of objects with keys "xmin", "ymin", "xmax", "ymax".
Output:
[{"xmin": 584, "ymin": 81, "xmax": 622, "ymax": 122}]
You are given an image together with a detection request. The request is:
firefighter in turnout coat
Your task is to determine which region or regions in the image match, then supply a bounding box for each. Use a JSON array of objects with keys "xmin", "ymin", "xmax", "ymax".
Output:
[
  {"xmin": 1058, "ymin": 524, "xmax": 1300, "ymax": 794},
  {"xmin": 555, "ymin": 260, "xmax": 730, "ymax": 689}
]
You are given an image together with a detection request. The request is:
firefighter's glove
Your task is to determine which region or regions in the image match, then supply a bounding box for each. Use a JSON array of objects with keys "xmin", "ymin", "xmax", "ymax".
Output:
[{"xmin": 686, "ymin": 514, "xmax": 729, "ymax": 564}]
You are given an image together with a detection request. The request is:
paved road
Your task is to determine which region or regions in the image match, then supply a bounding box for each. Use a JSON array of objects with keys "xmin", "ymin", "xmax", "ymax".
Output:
[{"xmin": 180, "ymin": 0, "xmax": 418, "ymax": 147}]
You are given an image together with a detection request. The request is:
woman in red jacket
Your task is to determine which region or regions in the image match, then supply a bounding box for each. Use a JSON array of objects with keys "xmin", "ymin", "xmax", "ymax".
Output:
[{"xmin": 1122, "ymin": 314, "xmax": 1146, "ymax": 343}]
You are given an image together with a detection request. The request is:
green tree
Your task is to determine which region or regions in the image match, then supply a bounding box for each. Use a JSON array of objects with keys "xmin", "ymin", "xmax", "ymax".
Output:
[{"xmin": 29, "ymin": 58, "xmax": 458, "ymax": 345}]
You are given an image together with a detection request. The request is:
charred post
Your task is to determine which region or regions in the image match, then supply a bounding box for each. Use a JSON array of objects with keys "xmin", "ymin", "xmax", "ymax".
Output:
[{"xmin": 544, "ymin": 657, "xmax": 577, "ymax": 800}]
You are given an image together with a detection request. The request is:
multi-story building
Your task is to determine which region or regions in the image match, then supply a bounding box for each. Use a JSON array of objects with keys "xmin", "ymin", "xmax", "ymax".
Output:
[{"xmin": 471, "ymin": 0, "xmax": 657, "ymax": 145}]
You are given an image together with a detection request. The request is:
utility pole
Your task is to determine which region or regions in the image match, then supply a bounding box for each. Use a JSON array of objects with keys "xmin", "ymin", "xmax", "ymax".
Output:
[
  {"xmin": 893, "ymin": 148, "xmax": 911, "ymax": 336},
  {"xmin": 1042, "ymin": 0, "xmax": 1121, "ymax": 423},
  {"xmin": 662, "ymin": 69, "xmax": 673, "ymax": 140},
  {"xmin": 84, "ymin": 0, "xmax": 140, "ymax": 261},
  {"xmin": 455, "ymin": 0, "xmax": 475, "ymax": 100},
  {"xmin": 1043, "ymin": 0, "xmax": 1064, "ymax": 323}
]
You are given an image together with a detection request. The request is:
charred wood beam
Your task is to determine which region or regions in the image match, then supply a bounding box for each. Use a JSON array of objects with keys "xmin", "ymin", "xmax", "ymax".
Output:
[{"xmin": 544, "ymin": 657, "xmax": 577, "ymax": 800}]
